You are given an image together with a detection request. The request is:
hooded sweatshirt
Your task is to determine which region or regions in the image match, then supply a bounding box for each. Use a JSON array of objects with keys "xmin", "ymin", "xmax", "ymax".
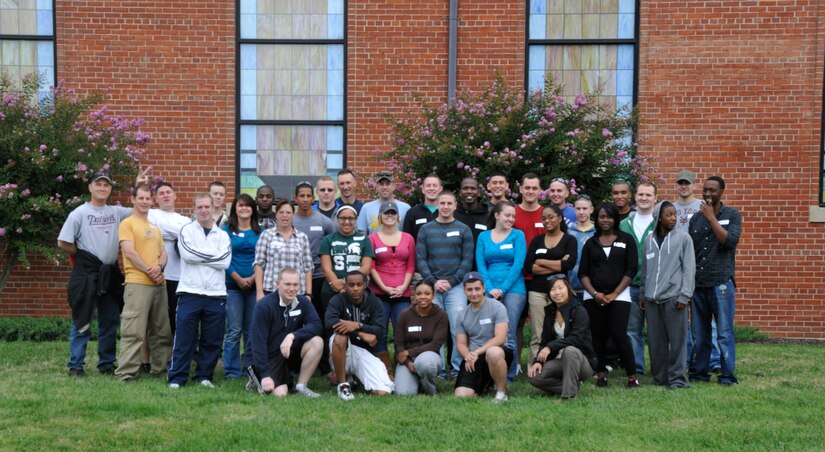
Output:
[
  {"xmin": 325, "ymin": 288, "xmax": 385, "ymax": 354},
  {"xmin": 640, "ymin": 201, "xmax": 696, "ymax": 305}
]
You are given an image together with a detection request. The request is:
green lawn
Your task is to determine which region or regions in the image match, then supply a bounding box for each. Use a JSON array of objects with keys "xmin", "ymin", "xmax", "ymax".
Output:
[{"xmin": 1, "ymin": 341, "xmax": 823, "ymax": 451}]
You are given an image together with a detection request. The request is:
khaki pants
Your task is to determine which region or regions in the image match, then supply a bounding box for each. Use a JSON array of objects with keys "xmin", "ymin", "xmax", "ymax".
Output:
[
  {"xmin": 527, "ymin": 290, "xmax": 551, "ymax": 363},
  {"xmin": 115, "ymin": 283, "xmax": 172, "ymax": 379}
]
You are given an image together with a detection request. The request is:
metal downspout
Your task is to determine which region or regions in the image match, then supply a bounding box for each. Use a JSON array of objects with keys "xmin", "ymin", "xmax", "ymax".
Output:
[{"xmin": 448, "ymin": 0, "xmax": 458, "ymax": 105}]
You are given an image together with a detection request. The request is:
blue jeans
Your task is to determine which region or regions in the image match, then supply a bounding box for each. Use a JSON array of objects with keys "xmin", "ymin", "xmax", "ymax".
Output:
[
  {"xmin": 687, "ymin": 317, "xmax": 721, "ymax": 370},
  {"xmin": 690, "ymin": 280, "xmax": 737, "ymax": 384},
  {"xmin": 67, "ymin": 292, "xmax": 121, "ymax": 371},
  {"xmin": 627, "ymin": 286, "xmax": 646, "ymax": 375},
  {"xmin": 168, "ymin": 293, "xmax": 227, "ymax": 385},
  {"xmin": 376, "ymin": 295, "xmax": 411, "ymax": 353},
  {"xmin": 223, "ymin": 288, "xmax": 256, "ymax": 378},
  {"xmin": 433, "ymin": 285, "xmax": 467, "ymax": 377},
  {"xmin": 502, "ymin": 292, "xmax": 526, "ymax": 381}
]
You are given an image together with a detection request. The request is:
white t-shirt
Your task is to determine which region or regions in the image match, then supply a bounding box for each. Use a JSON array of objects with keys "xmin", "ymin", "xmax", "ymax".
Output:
[
  {"xmin": 58, "ymin": 202, "xmax": 131, "ymax": 265},
  {"xmin": 148, "ymin": 208, "xmax": 191, "ymax": 281},
  {"xmin": 633, "ymin": 213, "xmax": 653, "ymax": 241}
]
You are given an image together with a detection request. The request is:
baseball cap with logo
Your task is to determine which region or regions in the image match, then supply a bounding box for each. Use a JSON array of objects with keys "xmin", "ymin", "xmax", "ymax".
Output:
[{"xmin": 92, "ymin": 171, "xmax": 113, "ymax": 184}]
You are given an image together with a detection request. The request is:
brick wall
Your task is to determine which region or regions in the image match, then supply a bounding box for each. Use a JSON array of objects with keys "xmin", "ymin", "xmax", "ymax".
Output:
[
  {"xmin": 2, "ymin": 1, "xmax": 824, "ymax": 339},
  {"xmin": 637, "ymin": 0, "xmax": 825, "ymax": 338}
]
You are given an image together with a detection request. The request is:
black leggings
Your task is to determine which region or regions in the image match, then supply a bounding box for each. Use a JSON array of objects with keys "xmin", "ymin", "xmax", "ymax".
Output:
[{"xmin": 584, "ymin": 299, "xmax": 636, "ymax": 376}]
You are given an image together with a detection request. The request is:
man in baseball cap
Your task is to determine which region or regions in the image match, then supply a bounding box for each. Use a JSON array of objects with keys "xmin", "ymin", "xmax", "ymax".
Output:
[{"xmin": 356, "ymin": 172, "xmax": 410, "ymax": 234}]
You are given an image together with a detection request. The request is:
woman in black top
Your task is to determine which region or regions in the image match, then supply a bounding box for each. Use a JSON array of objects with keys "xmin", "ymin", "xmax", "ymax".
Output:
[
  {"xmin": 578, "ymin": 202, "xmax": 639, "ymax": 388},
  {"xmin": 524, "ymin": 204, "xmax": 577, "ymax": 364}
]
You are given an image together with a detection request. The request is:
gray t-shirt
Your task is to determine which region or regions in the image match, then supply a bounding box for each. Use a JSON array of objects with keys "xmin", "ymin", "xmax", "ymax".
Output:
[
  {"xmin": 293, "ymin": 211, "xmax": 336, "ymax": 279},
  {"xmin": 456, "ymin": 297, "xmax": 509, "ymax": 352},
  {"xmin": 674, "ymin": 199, "xmax": 701, "ymax": 233},
  {"xmin": 58, "ymin": 202, "xmax": 132, "ymax": 265}
]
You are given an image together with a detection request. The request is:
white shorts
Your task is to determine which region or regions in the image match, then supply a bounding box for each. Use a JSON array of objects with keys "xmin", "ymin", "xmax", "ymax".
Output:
[{"xmin": 328, "ymin": 336, "xmax": 394, "ymax": 393}]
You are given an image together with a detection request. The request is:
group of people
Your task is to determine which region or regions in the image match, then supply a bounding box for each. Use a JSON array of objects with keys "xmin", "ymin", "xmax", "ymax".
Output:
[{"xmin": 59, "ymin": 166, "xmax": 741, "ymax": 402}]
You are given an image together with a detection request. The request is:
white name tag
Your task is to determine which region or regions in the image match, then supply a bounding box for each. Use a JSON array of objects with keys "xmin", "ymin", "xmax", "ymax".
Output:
[
  {"xmin": 719, "ymin": 219, "xmax": 730, "ymax": 225},
  {"xmin": 354, "ymin": 236, "xmax": 365, "ymax": 241},
  {"xmin": 500, "ymin": 244, "xmax": 513, "ymax": 250},
  {"xmin": 447, "ymin": 231, "xmax": 460, "ymax": 237},
  {"xmin": 375, "ymin": 247, "xmax": 388, "ymax": 254},
  {"xmin": 534, "ymin": 222, "xmax": 544, "ymax": 228},
  {"xmin": 536, "ymin": 248, "xmax": 548, "ymax": 254},
  {"xmin": 288, "ymin": 310, "xmax": 301, "ymax": 317},
  {"xmin": 646, "ymin": 252, "xmax": 655, "ymax": 260},
  {"xmin": 416, "ymin": 218, "xmax": 427, "ymax": 225},
  {"xmin": 475, "ymin": 224, "xmax": 487, "ymax": 230},
  {"xmin": 614, "ymin": 242, "xmax": 626, "ymax": 248},
  {"xmin": 235, "ymin": 232, "xmax": 244, "ymax": 237},
  {"xmin": 408, "ymin": 326, "xmax": 422, "ymax": 332},
  {"xmin": 479, "ymin": 318, "xmax": 492, "ymax": 325},
  {"xmin": 686, "ymin": 214, "xmax": 694, "ymax": 220},
  {"xmin": 310, "ymin": 226, "xmax": 323, "ymax": 232}
]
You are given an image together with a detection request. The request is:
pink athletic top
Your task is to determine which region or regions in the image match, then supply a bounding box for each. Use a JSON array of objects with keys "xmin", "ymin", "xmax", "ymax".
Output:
[{"xmin": 369, "ymin": 232, "xmax": 416, "ymax": 297}]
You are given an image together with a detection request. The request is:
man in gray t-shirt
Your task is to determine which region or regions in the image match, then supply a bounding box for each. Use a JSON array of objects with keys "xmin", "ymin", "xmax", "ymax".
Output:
[
  {"xmin": 454, "ymin": 272, "xmax": 511, "ymax": 402},
  {"xmin": 58, "ymin": 171, "xmax": 131, "ymax": 377},
  {"xmin": 674, "ymin": 170, "xmax": 702, "ymax": 234}
]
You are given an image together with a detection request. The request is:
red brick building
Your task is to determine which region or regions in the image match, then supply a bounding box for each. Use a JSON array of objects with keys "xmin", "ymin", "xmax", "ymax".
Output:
[{"xmin": 1, "ymin": 1, "xmax": 823, "ymax": 339}]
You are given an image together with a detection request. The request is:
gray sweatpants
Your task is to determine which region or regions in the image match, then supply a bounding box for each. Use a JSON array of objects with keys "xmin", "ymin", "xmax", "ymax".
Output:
[
  {"xmin": 645, "ymin": 299, "xmax": 690, "ymax": 388},
  {"xmin": 528, "ymin": 346, "xmax": 594, "ymax": 399},
  {"xmin": 394, "ymin": 351, "xmax": 442, "ymax": 395}
]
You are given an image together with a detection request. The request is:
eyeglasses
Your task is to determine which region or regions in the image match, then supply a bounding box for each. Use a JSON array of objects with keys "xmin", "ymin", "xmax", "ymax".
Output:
[
  {"xmin": 338, "ymin": 216, "xmax": 356, "ymax": 222},
  {"xmin": 551, "ymin": 177, "xmax": 568, "ymax": 185},
  {"xmin": 297, "ymin": 181, "xmax": 313, "ymax": 189},
  {"xmin": 546, "ymin": 274, "xmax": 567, "ymax": 282},
  {"xmin": 576, "ymin": 194, "xmax": 591, "ymax": 201}
]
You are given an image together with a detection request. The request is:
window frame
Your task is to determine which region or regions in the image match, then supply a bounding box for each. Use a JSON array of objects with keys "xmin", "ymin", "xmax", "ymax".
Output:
[
  {"xmin": 0, "ymin": 0, "xmax": 56, "ymax": 91},
  {"xmin": 234, "ymin": 0, "xmax": 348, "ymax": 197}
]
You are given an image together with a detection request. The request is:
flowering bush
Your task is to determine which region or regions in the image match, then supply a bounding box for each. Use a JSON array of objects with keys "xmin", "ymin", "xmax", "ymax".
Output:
[
  {"xmin": 0, "ymin": 73, "xmax": 149, "ymax": 291},
  {"xmin": 384, "ymin": 75, "xmax": 658, "ymax": 205}
]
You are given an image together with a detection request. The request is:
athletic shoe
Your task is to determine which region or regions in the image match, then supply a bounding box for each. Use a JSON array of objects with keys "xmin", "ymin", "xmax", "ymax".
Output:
[
  {"xmin": 627, "ymin": 378, "xmax": 640, "ymax": 389},
  {"xmin": 597, "ymin": 377, "xmax": 608, "ymax": 387},
  {"xmin": 168, "ymin": 383, "xmax": 180, "ymax": 389},
  {"xmin": 199, "ymin": 379, "xmax": 215, "ymax": 388},
  {"xmin": 99, "ymin": 367, "xmax": 115, "ymax": 375},
  {"xmin": 68, "ymin": 368, "xmax": 85, "ymax": 377},
  {"xmin": 295, "ymin": 384, "xmax": 320, "ymax": 398},
  {"xmin": 492, "ymin": 392, "xmax": 509, "ymax": 404},
  {"xmin": 245, "ymin": 378, "xmax": 257, "ymax": 392},
  {"xmin": 121, "ymin": 376, "xmax": 136, "ymax": 383},
  {"xmin": 337, "ymin": 382, "xmax": 354, "ymax": 401}
]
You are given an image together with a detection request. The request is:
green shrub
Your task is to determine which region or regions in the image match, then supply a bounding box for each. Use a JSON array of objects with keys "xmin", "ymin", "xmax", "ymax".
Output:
[
  {"xmin": 734, "ymin": 324, "xmax": 769, "ymax": 343},
  {"xmin": 0, "ymin": 317, "xmax": 98, "ymax": 342}
]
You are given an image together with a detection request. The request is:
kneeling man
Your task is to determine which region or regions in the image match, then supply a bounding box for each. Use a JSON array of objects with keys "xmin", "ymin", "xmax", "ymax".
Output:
[
  {"xmin": 454, "ymin": 272, "xmax": 512, "ymax": 403},
  {"xmin": 250, "ymin": 268, "xmax": 324, "ymax": 397},
  {"xmin": 326, "ymin": 271, "xmax": 394, "ymax": 400}
]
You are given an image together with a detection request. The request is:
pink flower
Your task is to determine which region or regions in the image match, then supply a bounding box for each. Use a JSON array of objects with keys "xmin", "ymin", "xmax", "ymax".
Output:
[
  {"xmin": 0, "ymin": 227, "xmax": 5, "ymax": 237},
  {"xmin": 602, "ymin": 128, "xmax": 613, "ymax": 137},
  {"xmin": 21, "ymin": 189, "xmax": 30, "ymax": 197},
  {"xmin": 56, "ymin": 175, "xmax": 63, "ymax": 182},
  {"xmin": 75, "ymin": 162, "xmax": 87, "ymax": 172}
]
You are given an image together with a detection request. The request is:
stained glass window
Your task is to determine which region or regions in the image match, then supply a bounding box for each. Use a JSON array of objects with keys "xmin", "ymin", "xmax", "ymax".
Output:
[
  {"xmin": 527, "ymin": 0, "xmax": 636, "ymax": 111},
  {"xmin": 238, "ymin": 0, "xmax": 345, "ymax": 197},
  {"xmin": 0, "ymin": 0, "xmax": 54, "ymax": 95}
]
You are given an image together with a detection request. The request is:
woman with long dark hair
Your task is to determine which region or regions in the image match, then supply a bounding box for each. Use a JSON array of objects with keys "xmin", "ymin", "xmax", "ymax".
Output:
[
  {"xmin": 579, "ymin": 202, "xmax": 639, "ymax": 388},
  {"xmin": 221, "ymin": 193, "xmax": 261, "ymax": 378}
]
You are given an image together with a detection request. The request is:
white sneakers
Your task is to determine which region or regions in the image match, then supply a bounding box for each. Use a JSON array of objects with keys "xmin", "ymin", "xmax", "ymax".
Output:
[{"xmin": 337, "ymin": 382, "xmax": 354, "ymax": 401}]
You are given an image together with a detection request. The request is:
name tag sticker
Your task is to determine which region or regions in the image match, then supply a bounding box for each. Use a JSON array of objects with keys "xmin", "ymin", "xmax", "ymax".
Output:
[
  {"xmin": 719, "ymin": 219, "xmax": 730, "ymax": 225},
  {"xmin": 354, "ymin": 236, "xmax": 365, "ymax": 241},
  {"xmin": 614, "ymin": 242, "xmax": 626, "ymax": 249},
  {"xmin": 475, "ymin": 224, "xmax": 487, "ymax": 230},
  {"xmin": 646, "ymin": 252, "xmax": 655, "ymax": 260},
  {"xmin": 686, "ymin": 214, "xmax": 694, "ymax": 220},
  {"xmin": 500, "ymin": 244, "xmax": 513, "ymax": 250},
  {"xmin": 310, "ymin": 226, "xmax": 323, "ymax": 232},
  {"xmin": 536, "ymin": 248, "xmax": 548, "ymax": 254},
  {"xmin": 447, "ymin": 231, "xmax": 460, "ymax": 237},
  {"xmin": 534, "ymin": 222, "xmax": 544, "ymax": 228},
  {"xmin": 416, "ymin": 218, "xmax": 427, "ymax": 225},
  {"xmin": 479, "ymin": 318, "xmax": 492, "ymax": 325},
  {"xmin": 289, "ymin": 310, "xmax": 301, "ymax": 317},
  {"xmin": 408, "ymin": 326, "xmax": 422, "ymax": 332},
  {"xmin": 237, "ymin": 232, "xmax": 244, "ymax": 238},
  {"xmin": 375, "ymin": 247, "xmax": 388, "ymax": 254}
]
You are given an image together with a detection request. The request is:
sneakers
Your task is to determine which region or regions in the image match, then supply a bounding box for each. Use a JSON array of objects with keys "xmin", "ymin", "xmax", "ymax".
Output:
[
  {"xmin": 68, "ymin": 368, "xmax": 85, "ymax": 377},
  {"xmin": 245, "ymin": 378, "xmax": 257, "ymax": 392},
  {"xmin": 337, "ymin": 382, "xmax": 354, "ymax": 401},
  {"xmin": 199, "ymin": 379, "xmax": 215, "ymax": 389},
  {"xmin": 295, "ymin": 384, "xmax": 320, "ymax": 398},
  {"xmin": 597, "ymin": 377, "xmax": 608, "ymax": 387},
  {"xmin": 168, "ymin": 382, "xmax": 180, "ymax": 389},
  {"xmin": 121, "ymin": 376, "xmax": 137, "ymax": 384},
  {"xmin": 99, "ymin": 367, "xmax": 115, "ymax": 375},
  {"xmin": 627, "ymin": 378, "xmax": 640, "ymax": 389},
  {"xmin": 492, "ymin": 392, "xmax": 509, "ymax": 404},
  {"xmin": 138, "ymin": 363, "xmax": 151, "ymax": 374}
]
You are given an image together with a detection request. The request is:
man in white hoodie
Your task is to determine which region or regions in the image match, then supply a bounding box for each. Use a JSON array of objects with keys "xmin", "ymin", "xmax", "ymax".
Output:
[{"xmin": 167, "ymin": 193, "xmax": 232, "ymax": 388}]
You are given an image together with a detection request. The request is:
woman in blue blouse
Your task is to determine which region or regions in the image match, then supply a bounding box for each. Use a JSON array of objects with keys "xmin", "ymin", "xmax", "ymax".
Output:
[
  {"xmin": 475, "ymin": 200, "xmax": 526, "ymax": 381},
  {"xmin": 221, "ymin": 193, "xmax": 261, "ymax": 378}
]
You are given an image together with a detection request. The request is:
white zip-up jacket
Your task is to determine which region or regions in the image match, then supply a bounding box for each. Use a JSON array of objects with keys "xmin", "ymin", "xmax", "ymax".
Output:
[
  {"xmin": 640, "ymin": 202, "xmax": 696, "ymax": 305},
  {"xmin": 176, "ymin": 220, "xmax": 232, "ymax": 297}
]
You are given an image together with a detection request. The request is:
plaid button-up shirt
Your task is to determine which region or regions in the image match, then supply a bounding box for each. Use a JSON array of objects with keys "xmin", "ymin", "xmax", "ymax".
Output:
[
  {"xmin": 254, "ymin": 227, "xmax": 313, "ymax": 294},
  {"xmin": 689, "ymin": 204, "xmax": 742, "ymax": 288}
]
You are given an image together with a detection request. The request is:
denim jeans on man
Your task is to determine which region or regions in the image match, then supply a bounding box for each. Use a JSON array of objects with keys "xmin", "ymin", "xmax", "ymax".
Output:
[
  {"xmin": 223, "ymin": 288, "xmax": 256, "ymax": 378},
  {"xmin": 687, "ymin": 317, "xmax": 721, "ymax": 370},
  {"xmin": 627, "ymin": 286, "xmax": 646, "ymax": 375},
  {"xmin": 690, "ymin": 279, "xmax": 737, "ymax": 384},
  {"xmin": 432, "ymin": 285, "xmax": 467, "ymax": 377},
  {"xmin": 67, "ymin": 292, "xmax": 121, "ymax": 372}
]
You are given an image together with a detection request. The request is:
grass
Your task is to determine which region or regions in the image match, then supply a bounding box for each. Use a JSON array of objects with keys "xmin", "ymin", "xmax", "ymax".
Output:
[{"xmin": 1, "ymin": 341, "xmax": 823, "ymax": 451}]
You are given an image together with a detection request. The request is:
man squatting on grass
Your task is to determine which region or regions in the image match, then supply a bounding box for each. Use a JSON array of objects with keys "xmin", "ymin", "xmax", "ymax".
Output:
[{"xmin": 250, "ymin": 268, "xmax": 324, "ymax": 397}]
